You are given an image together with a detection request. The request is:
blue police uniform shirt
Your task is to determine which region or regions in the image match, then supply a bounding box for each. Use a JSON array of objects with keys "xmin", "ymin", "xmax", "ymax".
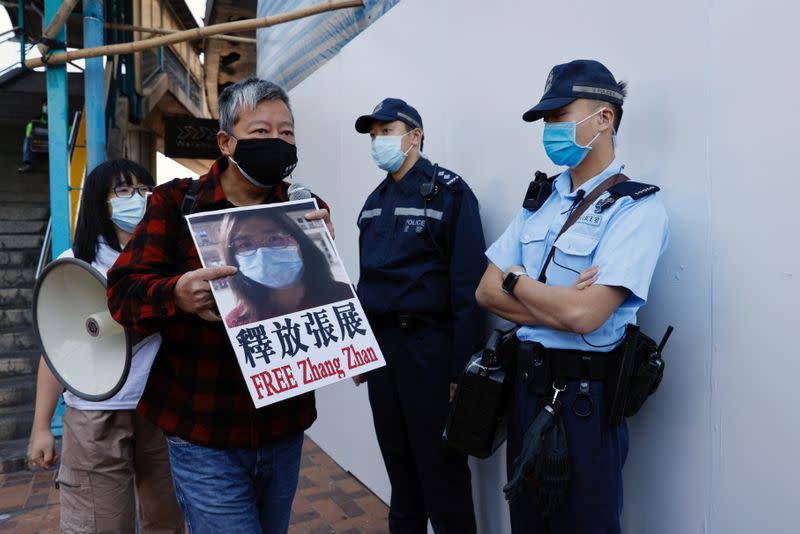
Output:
[
  {"xmin": 486, "ymin": 158, "xmax": 669, "ymax": 351},
  {"xmin": 357, "ymin": 156, "xmax": 487, "ymax": 373}
]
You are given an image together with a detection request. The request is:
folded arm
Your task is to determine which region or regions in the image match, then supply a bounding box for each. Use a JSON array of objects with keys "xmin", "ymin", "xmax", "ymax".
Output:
[
  {"xmin": 475, "ymin": 263, "xmax": 543, "ymax": 324},
  {"xmin": 476, "ymin": 262, "xmax": 619, "ymax": 333},
  {"xmin": 476, "ymin": 263, "xmax": 603, "ymax": 328}
]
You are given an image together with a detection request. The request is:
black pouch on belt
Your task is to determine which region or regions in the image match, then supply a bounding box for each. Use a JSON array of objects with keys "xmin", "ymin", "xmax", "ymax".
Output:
[
  {"xmin": 517, "ymin": 341, "xmax": 551, "ymax": 396},
  {"xmin": 606, "ymin": 323, "xmax": 673, "ymax": 426},
  {"xmin": 623, "ymin": 324, "xmax": 672, "ymax": 418}
]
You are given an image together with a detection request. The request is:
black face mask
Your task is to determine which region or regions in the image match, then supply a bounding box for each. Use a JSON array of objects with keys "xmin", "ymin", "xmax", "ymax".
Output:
[{"xmin": 229, "ymin": 137, "xmax": 298, "ymax": 188}]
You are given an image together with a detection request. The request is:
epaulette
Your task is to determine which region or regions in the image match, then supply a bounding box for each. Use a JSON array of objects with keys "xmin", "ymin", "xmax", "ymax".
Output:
[
  {"xmin": 523, "ymin": 171, "xmax": 559, "ymax": 211},
  {"xmin": 594, "ymin": 181, "xmax": 660, "ymax": 213},
  {"xmin": 434, "ymin": 168, "xmax": 462, "ymax": 189}
]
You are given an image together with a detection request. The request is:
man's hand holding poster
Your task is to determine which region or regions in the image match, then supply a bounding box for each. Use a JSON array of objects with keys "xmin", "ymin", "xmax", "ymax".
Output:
[{"xmin": 186, "ymin": 199, "xmax": 385, "ymax": 408}]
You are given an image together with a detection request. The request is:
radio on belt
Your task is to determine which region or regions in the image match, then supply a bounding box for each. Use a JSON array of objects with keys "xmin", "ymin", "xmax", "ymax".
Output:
[{"xmin": 442, "ymin": 328, "xmax": 516, "ymax": 459}]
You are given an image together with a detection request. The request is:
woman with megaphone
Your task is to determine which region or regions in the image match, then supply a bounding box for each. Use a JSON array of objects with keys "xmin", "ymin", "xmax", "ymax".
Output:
[{"xmin": 28, "ymin": 160, "xmax": 185, "ymax": 533}]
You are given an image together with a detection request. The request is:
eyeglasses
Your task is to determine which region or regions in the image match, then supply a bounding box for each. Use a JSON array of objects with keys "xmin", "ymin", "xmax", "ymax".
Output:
[
  {"xmin": 113, "ymin": 185, "xmax": 152, "ymax": 198},
  {"xmin": 229, "ymin": 232, "xmax": 296, "ymax": 256}
]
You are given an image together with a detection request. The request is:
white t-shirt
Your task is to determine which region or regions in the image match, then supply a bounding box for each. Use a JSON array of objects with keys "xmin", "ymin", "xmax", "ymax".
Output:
[{"xmin": 58, "ymin": 241, "xmax": 161, "ymax": 410}]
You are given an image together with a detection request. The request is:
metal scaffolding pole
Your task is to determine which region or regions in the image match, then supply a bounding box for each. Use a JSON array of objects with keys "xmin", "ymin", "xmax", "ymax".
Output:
[
  {"xmin": 44, "ymin": 0, "xmax": 70, "ymax": 258},
  {"xmin": 17, "ymin": 0, "xmax": 24, "ymax": 66},
  {"xmin": 25, "ymin": 0, "xmax": 364, "ymax": 69},
  {"xmin": 84, "ymin": 0, "xmax": 105, "ymax": 173}
]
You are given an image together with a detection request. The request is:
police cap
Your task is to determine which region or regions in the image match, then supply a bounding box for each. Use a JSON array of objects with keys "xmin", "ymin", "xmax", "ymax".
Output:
[
  {"xmin": 355, "ymin": 98, "xmax": 423, "ymax": 133},
  {"xmin": 522, "ymin": 59, "xmax": 624, "ymax": 122}
]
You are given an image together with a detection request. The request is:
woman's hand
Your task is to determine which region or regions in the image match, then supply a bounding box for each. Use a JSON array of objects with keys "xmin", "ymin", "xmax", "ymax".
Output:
[
  {"xmin": 28, "ymin": 427, "xmax": 58, "ymax": 469},
  {"xmin": 574, "ymin": 266, "xmax": 599, "ymax": 290},
  {"xmin": 304, "ymin": 209, "xmax": 335, "ymax": 239}
]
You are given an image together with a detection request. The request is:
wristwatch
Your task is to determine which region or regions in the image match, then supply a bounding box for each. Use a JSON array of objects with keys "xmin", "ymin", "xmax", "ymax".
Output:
[{"xmin": 502, "ymin": 271, "xmax": 527, "ymax": 295}]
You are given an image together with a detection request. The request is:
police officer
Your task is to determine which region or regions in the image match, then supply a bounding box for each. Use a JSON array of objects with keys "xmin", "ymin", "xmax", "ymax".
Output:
[
  {"xmin": 475, "ymin": 60, "xmax": 669, "ymax": 533},
  {"xmin": 354, "ymin": 98, "xmax": 486, "ymax": 533}
]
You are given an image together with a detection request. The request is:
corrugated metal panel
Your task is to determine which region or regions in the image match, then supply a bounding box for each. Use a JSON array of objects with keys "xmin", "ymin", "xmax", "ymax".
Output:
[{"xmin": 256, "ymin": 0, "xmax": 399, "ymax": 91}]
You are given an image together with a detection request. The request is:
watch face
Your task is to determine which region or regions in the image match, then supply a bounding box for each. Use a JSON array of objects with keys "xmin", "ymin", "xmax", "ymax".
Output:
[{"xmin": 503, "ymin": 272, "xmax": 518, "ymax": 293}]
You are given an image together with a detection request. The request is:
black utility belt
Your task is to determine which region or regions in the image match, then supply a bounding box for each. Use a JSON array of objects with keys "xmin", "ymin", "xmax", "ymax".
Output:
[{"xmin": 510, "ymin": 340, "xmax": 612, "ymax": 396}]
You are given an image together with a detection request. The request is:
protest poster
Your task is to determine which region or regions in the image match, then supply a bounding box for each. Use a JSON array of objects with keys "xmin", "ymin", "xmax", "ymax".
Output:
[{"xmin": 185, "ymin": 199, "xmax": 385, "ymax": 408}]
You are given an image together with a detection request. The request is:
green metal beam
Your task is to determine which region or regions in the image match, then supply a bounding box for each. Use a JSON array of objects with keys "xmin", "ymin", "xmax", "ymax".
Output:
[{"xmin": 45, "ymin": 0, "xmax": 71, "ymax": 259}]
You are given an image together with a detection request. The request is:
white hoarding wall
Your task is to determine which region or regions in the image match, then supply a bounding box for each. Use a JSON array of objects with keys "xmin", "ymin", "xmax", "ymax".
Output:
[{"xmin": 260, "ymin": 1, "xmax": 799, "ymax": 532}]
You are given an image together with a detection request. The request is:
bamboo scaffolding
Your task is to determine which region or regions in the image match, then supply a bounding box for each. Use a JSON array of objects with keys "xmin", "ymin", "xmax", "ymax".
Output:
[
  {"xmin": 25, "ymin": 0, "xmax": 363, "ymax": 69},
  {"xmin": 103, "ymin": 22, "xmax": 257, "ymax": 45},
  {"xmin": 37, "ymin": 0, "xmax": 80, "ymax": 55}
]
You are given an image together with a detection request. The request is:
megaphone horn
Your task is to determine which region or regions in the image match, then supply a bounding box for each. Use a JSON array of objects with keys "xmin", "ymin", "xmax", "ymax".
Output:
[{"xmin": 32, "ymin": 257, "xmax": 132, "ymax": 401}]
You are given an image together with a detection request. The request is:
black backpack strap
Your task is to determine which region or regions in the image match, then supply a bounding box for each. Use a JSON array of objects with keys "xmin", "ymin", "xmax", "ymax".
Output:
[
  {"xmin": 594, "ymin": 181, "xmax": 660, "ymax": 213},
  {"xmin": 522, "ymin": 171, "xmax": 559, "ymax": 212},
  {"xmin": 180, "ymin": 179, "xmax": 200, "ymax": 216}
]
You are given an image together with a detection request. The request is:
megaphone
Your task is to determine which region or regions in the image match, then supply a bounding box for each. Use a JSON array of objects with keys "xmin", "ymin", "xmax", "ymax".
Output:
[{"xmin": 32, "ymin": 258, "xmax": 131, "ymax": 401}]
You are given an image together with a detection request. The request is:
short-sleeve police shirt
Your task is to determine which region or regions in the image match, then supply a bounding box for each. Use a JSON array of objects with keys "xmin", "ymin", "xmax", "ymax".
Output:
[{"xmin": 486, "ymin": 158, "xmax": 669, "ymax": 351}]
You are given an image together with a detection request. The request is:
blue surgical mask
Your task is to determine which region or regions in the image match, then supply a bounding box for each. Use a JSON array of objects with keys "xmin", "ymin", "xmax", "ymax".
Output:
[
  {"xmin": 371, "ymin": 131, "xmax": 414, "ymax": 172},
  {"xmin": 542, "ymin": 109, "xmax": 603, "ymax": 167},
  {"xmin": 236, "ymin": 245, "xmax": 304, "ymax": 289},
  {"xmin": 108, "ymin": 194, "xmax": 146, "ymax": 233}
]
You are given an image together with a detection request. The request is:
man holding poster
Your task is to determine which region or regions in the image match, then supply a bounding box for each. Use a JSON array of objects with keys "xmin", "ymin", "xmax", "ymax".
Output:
[
  {"xmin": 107, "ymin": 78, "xmax": 342, "ymax": 534},
  {"xmin": 354, "ymin": 98, "xmax": 487, "ymax": 533},
  {"xmin": 182, "ymin": 200, "xmax": 384, "ymax": 410}
]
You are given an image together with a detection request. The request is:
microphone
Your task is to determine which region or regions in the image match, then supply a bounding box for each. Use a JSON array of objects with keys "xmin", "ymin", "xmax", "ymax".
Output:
[
  {"xmin": 287, "ymin": 182, "xmax": 313, "ymax": 201},
  {"xmin": 561, "ymin": 189, "xmax": 587, "ymax": 215}
]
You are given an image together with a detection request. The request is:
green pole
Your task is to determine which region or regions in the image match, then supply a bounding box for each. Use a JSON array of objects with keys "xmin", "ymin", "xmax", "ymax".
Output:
[
  {"xmin": 44, "ymin": 0, "xmax": 71, "ymax": 259},
  {"xmin": 44, "ymin": 0, "xmax": 71, "ymax": 438}
]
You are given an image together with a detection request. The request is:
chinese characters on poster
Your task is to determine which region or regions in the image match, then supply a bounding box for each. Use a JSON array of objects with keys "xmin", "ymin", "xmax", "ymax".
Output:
[{"xmin": 186, "ymin": 199, "xmax": 385, "ymax": 408}]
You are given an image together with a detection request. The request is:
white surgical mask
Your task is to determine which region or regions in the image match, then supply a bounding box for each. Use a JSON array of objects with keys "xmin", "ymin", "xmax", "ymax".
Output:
[
  {"xmin": 236, "ymin": 245, "xmax": 304, "ymax": 289},
  {"xmin": 371, "ymin": 131, "xmax": 414, "ymax": 172},
  {"xmin": 108, "ymin": 195, "xmax": 146, "ymax": 233}
]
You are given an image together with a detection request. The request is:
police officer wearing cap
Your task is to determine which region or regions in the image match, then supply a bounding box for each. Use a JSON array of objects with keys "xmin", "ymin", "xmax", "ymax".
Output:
[
  {"xmin": 354, "ymin": 98, "xmax": 486, "ymax": 533},
  {"xmin": 475, "ymin": 60, "xmax": 669, "ymax": 533}
]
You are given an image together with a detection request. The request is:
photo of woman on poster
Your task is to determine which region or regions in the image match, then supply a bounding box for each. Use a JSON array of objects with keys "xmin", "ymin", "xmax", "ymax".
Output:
[{"xmin": 219, "ymin": 207, "xmax": 354, "ymax": 327}]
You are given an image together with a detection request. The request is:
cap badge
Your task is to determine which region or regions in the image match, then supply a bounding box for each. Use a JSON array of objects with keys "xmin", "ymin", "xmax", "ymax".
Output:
[{"xmin": 544, "ymin": 69, "xmax": 554, "ymax": 93}]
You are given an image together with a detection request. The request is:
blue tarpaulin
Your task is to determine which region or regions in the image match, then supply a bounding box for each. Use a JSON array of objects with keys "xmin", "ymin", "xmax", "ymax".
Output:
[{"xmin": 256, "ymin": 0, "xmax": 399, "ymax": 91}]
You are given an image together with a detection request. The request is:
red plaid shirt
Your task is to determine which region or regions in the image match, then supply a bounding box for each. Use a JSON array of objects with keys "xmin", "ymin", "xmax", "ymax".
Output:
[{"xmin": 107, "ymin": 158, "xmax": 322, "ymax": 448}]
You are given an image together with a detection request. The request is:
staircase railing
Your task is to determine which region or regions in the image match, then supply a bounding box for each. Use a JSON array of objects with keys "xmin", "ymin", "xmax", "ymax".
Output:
[
  {"xmin": 34, "ymin": 109, "xmax": 86, "ymax": 279},
  {"xmin": 35, "ymin": 219, "xmax": 52, "ymax": 279}
]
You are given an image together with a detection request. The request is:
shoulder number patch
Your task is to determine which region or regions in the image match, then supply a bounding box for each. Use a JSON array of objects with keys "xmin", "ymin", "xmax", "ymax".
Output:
[{"xmin": 578, "ymin": 213, "xmax": 602, "ymax": 227}]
